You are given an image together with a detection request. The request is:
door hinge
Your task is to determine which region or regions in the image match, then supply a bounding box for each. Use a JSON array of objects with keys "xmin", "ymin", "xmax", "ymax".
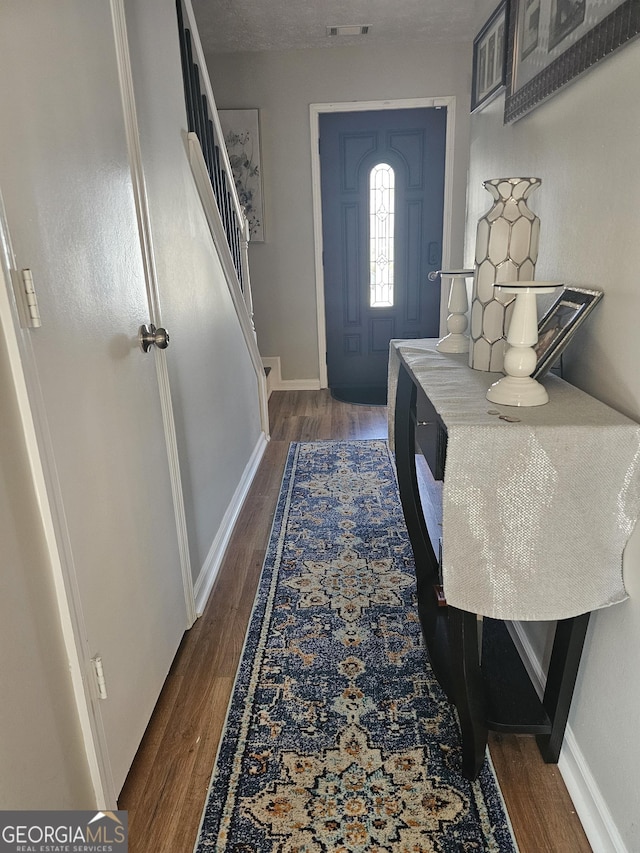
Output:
[
  {"xmin": 16, "ymin": 268, "xmax": 42, "ymax": 328},
  {"xmin": 91, "ymin": 655, "xmax": 108, "ymax": 700}
]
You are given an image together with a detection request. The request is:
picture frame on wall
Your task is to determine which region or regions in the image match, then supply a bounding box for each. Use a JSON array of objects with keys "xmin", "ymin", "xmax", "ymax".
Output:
[
  {"xmin": 532, "ymin": 286, "xmax": 603, "ymax": 379},
  {"xmin": 471, "ymin": 0, "xmax": 509, "ymax": 112},
  {"xmin": 218, "ymin": 109, "xmax": 265, "ymax": 241},
  {"xmin": 505, "ymin": 0, "xmax": 640, "ymax": 122}
]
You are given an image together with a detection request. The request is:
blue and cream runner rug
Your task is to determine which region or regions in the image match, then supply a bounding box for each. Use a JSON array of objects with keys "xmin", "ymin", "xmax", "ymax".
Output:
[{"xmin": 195, "ymin": 440, "xmax": 518, "ymax": 852}]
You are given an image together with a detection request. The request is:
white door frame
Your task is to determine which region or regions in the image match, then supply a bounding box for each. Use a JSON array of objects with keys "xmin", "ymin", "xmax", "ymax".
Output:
[{"xmin": 310, "ymin": 97, "xmax": 457, "ymax": 388}]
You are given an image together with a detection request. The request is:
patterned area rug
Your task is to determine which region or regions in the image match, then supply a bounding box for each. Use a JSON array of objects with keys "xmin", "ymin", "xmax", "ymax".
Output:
[{"xmin": 195, "ymin": 441, "xmax": 518, "ymax": 852}]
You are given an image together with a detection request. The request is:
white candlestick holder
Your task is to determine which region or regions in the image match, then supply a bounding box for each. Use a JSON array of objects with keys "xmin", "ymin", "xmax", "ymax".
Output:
[
  {"xmin": 429, "ymin": 269, "xmax": 474, "ymax": 353},
  {"xmin": 486, "ymin": 281, "xmax": 562, "ymax": 407}
]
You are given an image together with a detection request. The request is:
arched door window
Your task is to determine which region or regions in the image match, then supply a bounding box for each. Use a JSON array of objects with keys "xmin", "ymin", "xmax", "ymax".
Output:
[{"xmin": 369, "ymin": 162, "xmax": 395, "ymax": 307}]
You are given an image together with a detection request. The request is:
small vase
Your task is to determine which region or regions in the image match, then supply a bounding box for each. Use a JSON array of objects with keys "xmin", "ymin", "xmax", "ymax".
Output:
[{"xmin": 469, "ymin": 177, "xmax": 541, "ymax": 372}]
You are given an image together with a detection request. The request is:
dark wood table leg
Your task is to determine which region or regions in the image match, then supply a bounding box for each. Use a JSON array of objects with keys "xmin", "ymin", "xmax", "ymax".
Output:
[
  {"xmin": 394, "ymin": 363, "xmax": 454, "ymax": 700},
  {"xmin": 537, "ymin": 613, "xmax": 590, "ymax": 763},
  {"xmin": 448, "ymin": 606, "xmax": 488, "ymax": 781},
  {"xmin": 394, "ymin": 363, "xmax": 438, "ymax": 582}
]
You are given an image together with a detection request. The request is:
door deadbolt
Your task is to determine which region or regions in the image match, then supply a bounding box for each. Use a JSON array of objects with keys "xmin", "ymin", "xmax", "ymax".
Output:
[{"xmin": 138, "ymin": 323, "xmax": 170, "ymax": 353}]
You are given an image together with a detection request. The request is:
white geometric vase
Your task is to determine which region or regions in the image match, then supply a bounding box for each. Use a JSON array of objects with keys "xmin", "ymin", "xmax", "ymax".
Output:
[{"xmin": 469, "ymin": 177, "xmax": 541, "ymax": 372}]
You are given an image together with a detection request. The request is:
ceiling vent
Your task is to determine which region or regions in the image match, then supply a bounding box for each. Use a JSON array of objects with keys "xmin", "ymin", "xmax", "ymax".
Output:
[{"xmin": 326, "ymin": 25, "xmax": 370, "ymax": 37}]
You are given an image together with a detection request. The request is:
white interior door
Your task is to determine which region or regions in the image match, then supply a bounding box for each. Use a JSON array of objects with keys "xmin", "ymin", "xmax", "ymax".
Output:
[{"xmin": 0, "ymin": 1, "xmax": 189, "ymax": 799}]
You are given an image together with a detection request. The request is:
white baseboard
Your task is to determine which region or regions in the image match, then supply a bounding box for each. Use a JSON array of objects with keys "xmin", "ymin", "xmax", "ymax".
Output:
[
  {"xmin": 277, "ymin": 378, "xmax": 322, "ymax": 390},
  {"xmin": 508, "ymin": 622, "xmax": 627, "ymax": 853},
  {"xmin": 559, "ymin": 728, "xmax": 628, "ymax": 853},
  {"xmin": 261, "ymin": 356, "xmax": 321, "ymax": 392},
  {"xmin": 193, "ymin": 432, "xmax": 268, "ymax": 615}
]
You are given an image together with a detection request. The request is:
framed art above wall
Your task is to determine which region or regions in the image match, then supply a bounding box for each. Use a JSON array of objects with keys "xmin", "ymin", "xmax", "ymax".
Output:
[
  {"xmin": 505, "ymin": 0, "xmax": 640, "ymax": 122},
  {"xmin": 219, "ymin": 109, "xmax": 265, "ymax": 241},
  {"xmin": 472, "ymin": 0, "xmax": 509, "ymax": 111}
]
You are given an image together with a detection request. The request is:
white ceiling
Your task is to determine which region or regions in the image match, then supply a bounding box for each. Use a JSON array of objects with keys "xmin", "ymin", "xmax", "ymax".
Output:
[{"xmin": 192, "ymin": 0, "xmax": 477, "ymax": 55}]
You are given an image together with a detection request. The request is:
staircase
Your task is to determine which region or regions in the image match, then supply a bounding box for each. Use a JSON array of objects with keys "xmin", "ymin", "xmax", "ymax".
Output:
[{"xmin": 176, "ymin": 0, "xmax": 268, "ymax": 434}]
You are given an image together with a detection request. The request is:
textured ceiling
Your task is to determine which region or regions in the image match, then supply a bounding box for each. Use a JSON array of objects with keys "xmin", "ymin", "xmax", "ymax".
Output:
[{"xmin": 192, "ymin": 0, "xmax": 477, "ymax": 55}]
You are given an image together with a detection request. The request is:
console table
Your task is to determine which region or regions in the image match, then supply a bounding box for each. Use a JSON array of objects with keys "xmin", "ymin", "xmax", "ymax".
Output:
[{"xmin": 389, "ymin": 339, "xmax": 640, "ymax": 780}]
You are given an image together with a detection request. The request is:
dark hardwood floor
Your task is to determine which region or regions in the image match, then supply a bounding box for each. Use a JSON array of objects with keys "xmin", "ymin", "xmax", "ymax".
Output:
[{"xmin": 119, "ymin": 390, "xmax": 591, "ymax": 852}]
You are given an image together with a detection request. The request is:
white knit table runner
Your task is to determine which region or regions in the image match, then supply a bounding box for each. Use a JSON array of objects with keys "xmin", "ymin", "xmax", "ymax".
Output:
[{"xmin": 388, "ymin": 339, "xmax": 640, "ymax": 620}]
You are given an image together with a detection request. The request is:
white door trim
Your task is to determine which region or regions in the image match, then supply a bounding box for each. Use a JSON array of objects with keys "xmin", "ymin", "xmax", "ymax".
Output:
[
  {"xmin": 0, "ymin": 196, "xmax": 113, "ymax": 806},
  {"xmin": 309, "ymin": 97, "xmax": 457, "ymax": 388},
  {"xmin": 111, "ymin": 0, "xmax": 196, "ymax": 626}
]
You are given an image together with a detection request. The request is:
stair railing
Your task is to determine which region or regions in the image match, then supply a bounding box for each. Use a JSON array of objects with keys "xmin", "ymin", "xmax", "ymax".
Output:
[
  {"xmin": 176, "ymin": 0, "xmax": 255, "ymax": 332},
  {"xmin": 176, "ymin": 0, "xmax": 267, "ymax": 434}
]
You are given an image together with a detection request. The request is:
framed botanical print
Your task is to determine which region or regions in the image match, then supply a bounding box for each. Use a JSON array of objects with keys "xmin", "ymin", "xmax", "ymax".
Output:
[{"xmin": 219, "ymin": 109, "xmax": 265, "ymax": 241}]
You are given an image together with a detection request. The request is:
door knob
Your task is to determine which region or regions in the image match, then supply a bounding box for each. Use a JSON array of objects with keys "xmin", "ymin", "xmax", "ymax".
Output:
[{"xmin": 138, "ymin": 323, "xmax": 170, "ymax": 353}]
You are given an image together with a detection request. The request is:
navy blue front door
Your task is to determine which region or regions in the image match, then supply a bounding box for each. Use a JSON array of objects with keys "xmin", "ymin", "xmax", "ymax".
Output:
[{"xmin": 320, "ymin": 108, "xmax": 446, "ymax": 398}]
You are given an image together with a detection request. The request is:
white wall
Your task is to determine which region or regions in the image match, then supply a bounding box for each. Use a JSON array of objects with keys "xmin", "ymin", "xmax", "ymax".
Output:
[
  {"xmin": 125, "ymin": 0, "xmax": 263, "ymax": 586},
  {"xmin": 467, "ymin": 5, "xmax": 640, "ymax": 847},
  {"xmin": 206, "ymin": 43, "xmax": 472, "ymax": 382}
]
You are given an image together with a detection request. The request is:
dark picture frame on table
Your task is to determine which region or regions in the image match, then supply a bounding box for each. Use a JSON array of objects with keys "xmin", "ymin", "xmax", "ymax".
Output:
[
  {"xmin": 505, "ymin": 0, "xmax": 640, "ymax": 122},
  {"xmin": 532, "ymin": 286, "xmax": 603, "ymax": 379},
  {"xmin": 471, "ymin": 1, "xmax": 509, "ymax": 111}
]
